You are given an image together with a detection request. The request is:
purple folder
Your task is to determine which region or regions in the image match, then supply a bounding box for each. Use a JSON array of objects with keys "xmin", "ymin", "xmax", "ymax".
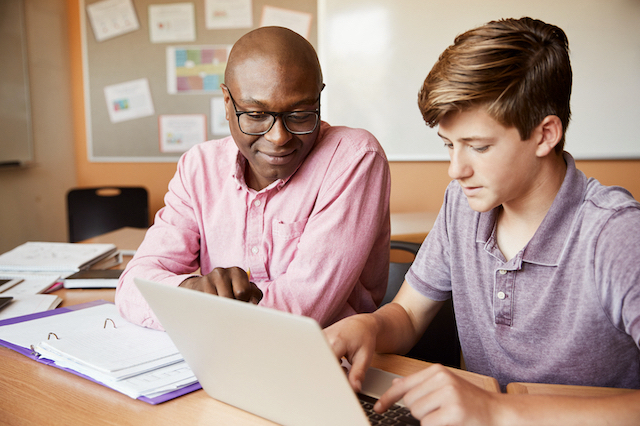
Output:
[{"xmin": 0, "ymin": 300, "xmax": 202, "ymax": 404}]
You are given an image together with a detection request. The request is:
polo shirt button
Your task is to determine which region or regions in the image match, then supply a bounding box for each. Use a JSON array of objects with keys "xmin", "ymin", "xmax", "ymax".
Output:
[
  {"xmin": 497, "ymin": 291, "xmax": 506, "ymax": 300},
  {"xmin": 251, "ymin": 246, "xmax": 259, "ymax": 254},
  {"xmin": 499, "ymin": 269, "xmax": 507, "ymax": 275},
  {"xmin": 254, "ymin": 199, "xmax": 261, "ymax": 207}
]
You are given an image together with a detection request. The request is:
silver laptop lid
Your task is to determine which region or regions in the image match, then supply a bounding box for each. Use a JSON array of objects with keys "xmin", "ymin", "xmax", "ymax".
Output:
[{"xmin": 134, "ymin": 277, "xmax": 369, "ymax": 426}]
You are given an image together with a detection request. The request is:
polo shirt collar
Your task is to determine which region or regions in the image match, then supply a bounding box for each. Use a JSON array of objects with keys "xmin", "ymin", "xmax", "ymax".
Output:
[{"xmin": 477, "ymin": 152, "xmax": 587, "ymax": 266}]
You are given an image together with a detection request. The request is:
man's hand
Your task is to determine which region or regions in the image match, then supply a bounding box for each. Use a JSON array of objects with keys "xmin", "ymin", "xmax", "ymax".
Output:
[
  {"xmin": 324, "ymin": 314, "xmax": 379, "ymax": 393},
  {"xmin": 375, "ymin": 364, "xmax": 500, "ymax": 426},
  {"xmin": 180, "ymin": 267, "xmax": 263, "ymax": 304}
]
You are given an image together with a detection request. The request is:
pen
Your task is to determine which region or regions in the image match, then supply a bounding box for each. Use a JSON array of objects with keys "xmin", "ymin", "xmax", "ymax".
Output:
[{"xmin": 247, "ymin": 268, "xmax": 260, "ymax": 305}]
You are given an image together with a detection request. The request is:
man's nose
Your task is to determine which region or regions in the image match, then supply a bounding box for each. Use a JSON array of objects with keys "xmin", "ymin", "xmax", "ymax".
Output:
[
  {"xmin": 264, "ymin": 116, "xmax": 292, "ymax": 146},
  {"xmin": 448, "ymin": 148, "xmax": 472, "ymax": 180}
]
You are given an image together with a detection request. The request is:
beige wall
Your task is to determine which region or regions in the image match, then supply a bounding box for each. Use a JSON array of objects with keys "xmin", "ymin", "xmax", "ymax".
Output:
[
  {"xmin": 0, "ymin": 0, "xmax": 76, "ymax": 254},
  {"xmin": 389, "ymin": 160, "xmax": 640, "ymax": 213},
  {"xmin": 0, "ymin": 0, "xmax": 638, "ymax": 255}
]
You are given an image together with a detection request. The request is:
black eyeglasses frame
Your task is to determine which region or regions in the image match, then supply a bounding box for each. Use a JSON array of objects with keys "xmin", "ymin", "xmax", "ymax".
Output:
[{"xmin": 225, "ymin": 88, "xmax": 321, "ymax": 136}]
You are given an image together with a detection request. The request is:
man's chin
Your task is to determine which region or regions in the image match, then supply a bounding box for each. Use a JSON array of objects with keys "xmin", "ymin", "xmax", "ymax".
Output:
[{"xmin": 465, "ymin": 198, "xmax": 497, "ymax": 213}]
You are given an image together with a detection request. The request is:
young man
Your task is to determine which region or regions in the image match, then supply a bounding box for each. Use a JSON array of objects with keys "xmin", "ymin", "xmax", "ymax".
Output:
[
  {"xmin": 325, "ymin": 17, "xmax": 640, "ymax": 425},
  {"xmin": 116, "ymin": 27, "xmax": 391, "ymax": 330}
]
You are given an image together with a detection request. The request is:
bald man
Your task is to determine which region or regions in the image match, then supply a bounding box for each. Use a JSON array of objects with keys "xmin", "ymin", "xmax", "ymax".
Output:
[{"xmin": 115, "ymin": 27, "xmax": 391, "ymax": 330}]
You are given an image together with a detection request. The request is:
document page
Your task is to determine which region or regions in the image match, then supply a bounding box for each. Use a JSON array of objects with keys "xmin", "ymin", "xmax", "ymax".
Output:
[{"xmin": 0, "ymin": 303, "xmax": 198, "ymax": 399}]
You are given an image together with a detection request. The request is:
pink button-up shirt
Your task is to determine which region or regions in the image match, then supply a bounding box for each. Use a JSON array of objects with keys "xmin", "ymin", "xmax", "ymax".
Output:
[{"xmin": 116, "ymin": 122, "xmax": 391, "ymax": 330}]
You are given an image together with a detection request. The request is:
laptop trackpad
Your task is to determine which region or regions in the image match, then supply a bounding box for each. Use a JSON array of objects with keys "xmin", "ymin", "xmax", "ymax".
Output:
[
  {"xmin": 361, "ymin": 367, "xmax": 405, "ymax": 405},
  {"xmin": 341, "ymin": 359, "xmax": 406, "ymax": 406}
]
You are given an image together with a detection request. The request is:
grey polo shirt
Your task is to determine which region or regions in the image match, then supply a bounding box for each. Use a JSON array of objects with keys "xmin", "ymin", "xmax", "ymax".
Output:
[{"xmin": 408, "ymin": 152, "xmax": 640, "ymax": 389}]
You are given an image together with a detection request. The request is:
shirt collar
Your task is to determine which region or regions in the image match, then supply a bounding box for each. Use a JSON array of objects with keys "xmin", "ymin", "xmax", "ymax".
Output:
[
  {"xmin": 231, "ymin": 151, "xmax": 288, "ymax": 193},
  {"xmin": 477, "ymin": 152, "xmax": 587, "ymax": 266},
  {"xmin": 230, "ymin": 122, "xmax": 327, "ymax": 193}
]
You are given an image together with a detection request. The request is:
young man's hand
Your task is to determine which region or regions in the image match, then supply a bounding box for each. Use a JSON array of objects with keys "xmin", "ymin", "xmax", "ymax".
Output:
[
  {"xmin": 324, "ymin": 313, "xmax": 379, "ymax": 393},
  {"xmin": 376, "ymin": 363, "xmax": 501, "ymax": 425},
  {"xmin": 180, "ymin": 267, "xmax": 262, "ymax": 304}
]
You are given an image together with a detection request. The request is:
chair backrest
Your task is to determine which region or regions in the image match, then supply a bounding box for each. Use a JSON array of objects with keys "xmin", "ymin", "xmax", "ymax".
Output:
[
  {"xmin": 66, "ymin": 187, "xmax": 149, "ymax": 242},
  {"xmin": 383, "ymin": 241, "xmax": 422, "ymax": 305},
  {"xmin": 384, "ymin": 240, "xmax": 461, "ymax": 368}
]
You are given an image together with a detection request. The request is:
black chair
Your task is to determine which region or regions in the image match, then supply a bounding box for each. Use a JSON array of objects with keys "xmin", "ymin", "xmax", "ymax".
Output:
[
  {"xmin": 66, "ymin": 187, "xmax": 149, "ymax": 242},
  {"xmin": 383, "ymin": 240, "xmax": 461, "ymax": 368}
]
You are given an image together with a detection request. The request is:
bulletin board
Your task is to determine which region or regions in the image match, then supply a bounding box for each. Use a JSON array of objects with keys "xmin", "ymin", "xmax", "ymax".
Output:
[
  {"xmin": 318, "ymin": 0, "xmax": 640, "ymax": 160},
  {"xmin": 81, "ymin": 0, "xmax": 317, "ymax": 162}
]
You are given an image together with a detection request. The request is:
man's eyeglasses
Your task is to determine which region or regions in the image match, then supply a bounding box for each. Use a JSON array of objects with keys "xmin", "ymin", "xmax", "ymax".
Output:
[{"xmin": 226, "ymin": 89, "xmax": 320, "ymax": 136}]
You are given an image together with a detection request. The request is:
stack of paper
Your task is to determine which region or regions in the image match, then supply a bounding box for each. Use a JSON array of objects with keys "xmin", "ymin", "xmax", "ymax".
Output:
[
  {"xmin": 0, "ymin": 242, "xmax": 117, "ymax": 273},
  {"xmin": 0, "ymin": 303, "xmax": 199, "ymax": 402},
  {"xmin": 0, "ymin": 273, "xmax": 62, "ymax": 320},
  {"xmin": 0, "ymin": 242, "xmax": 119, "ymax": 319}
]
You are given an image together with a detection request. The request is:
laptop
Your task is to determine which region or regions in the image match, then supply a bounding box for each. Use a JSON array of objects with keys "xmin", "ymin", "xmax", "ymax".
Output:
[{"xmin": 134, "ymin": 277, "xmax": 418, "ymax": 426}]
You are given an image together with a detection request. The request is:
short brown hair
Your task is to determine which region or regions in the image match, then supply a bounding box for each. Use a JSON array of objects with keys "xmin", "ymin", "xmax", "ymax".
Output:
[{"xmin": 418, "ymin": 17, "xmax": 572, "ymax": 152}]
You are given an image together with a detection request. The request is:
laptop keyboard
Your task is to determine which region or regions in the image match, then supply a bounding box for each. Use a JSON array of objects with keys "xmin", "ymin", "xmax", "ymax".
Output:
[{"xmin": 357, "ymin": 393, "xmax": 420, "ymax": 425}]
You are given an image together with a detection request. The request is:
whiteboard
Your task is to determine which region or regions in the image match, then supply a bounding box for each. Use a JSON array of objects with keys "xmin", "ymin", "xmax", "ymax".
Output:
[
  {"xmin": 0, "ymin": 0, "xmax": 33, "ymax": 166},
  {"xmin": 318, "ymin": 0, "xmax": 640, "ymax": 160}
]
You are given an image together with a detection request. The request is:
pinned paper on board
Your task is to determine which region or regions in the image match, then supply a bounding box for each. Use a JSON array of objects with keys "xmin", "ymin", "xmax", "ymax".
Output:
[
  {"xmin": 86, "ymin": 0, "xmax": 140, "ymax": 42},
  {"xmin": 259, "ymin": 6, "xmax": 312, "ymax": 40},
  {"xmin": 103, "ymin": 78, "xmax": 155, "ymax": 123},
  {"xmin": 205, "ymin": 0, "xmax": 253, "ymax": 29},
  {"xmin": 166, "ymin": 45, "xmax": 232, "ymax": 94},
  {"xmin": 148, "ymin": 3, "xmax": 196, "ymax": 43},
  {"xmin": 158, "ymin": 114, "xmax": 207, "ymax": 153},
  {"xmin": 211, "ymin": 96, "xmax": 230, "ymax": 136}
]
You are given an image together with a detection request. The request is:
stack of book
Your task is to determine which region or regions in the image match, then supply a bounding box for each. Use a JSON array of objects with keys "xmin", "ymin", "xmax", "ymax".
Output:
[
  {"xmin": 0, "ymin": 242, "xmax": 121, "ymax": 319},
  {"xmin": 0, "ymin": 241, "xmax": 118, "ymax": 273}
]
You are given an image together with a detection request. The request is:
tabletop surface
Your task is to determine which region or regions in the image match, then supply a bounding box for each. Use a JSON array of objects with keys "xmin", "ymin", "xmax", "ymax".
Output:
[{"xmin": 1, "ymin": 226, "xmax": 632, "ymax": 425}]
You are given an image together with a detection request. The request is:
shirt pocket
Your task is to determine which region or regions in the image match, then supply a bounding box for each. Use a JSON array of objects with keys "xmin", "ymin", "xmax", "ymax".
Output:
[
  {"xmin": 269, "ymin": 218, "xmax": 308, "ymax": 278},
  {"xmin": 272, "ymin": 218, "xmax": 308, "ymax": 240}
]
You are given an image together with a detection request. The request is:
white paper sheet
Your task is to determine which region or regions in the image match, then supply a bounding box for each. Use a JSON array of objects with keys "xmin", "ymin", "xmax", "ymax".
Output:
[
  {"xmin": 86, "ymin": 0, "xmax": 140, "ymax": 42},
  {"xmin": 104, "ymin": 78, "xmax": 155, "ymax": 123},
  {"xmin": 205, "ymin": 0, "xmax": 253, "ymax": 29},
  {"xmin": 149, "ymin": 3, "xmax": 196, "ymax": 43},
  {"xmin": 260, "ymin": 5, "xmax": 312, "ymax": 40},
  {"xmin": 158, "ymin": 114, "xmax": 207, "ymax": 153}
]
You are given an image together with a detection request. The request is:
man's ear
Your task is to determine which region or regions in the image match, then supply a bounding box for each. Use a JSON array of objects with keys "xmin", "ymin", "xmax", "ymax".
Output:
[
  {"xmin": 220, "ymin": 84, "xmax": 231, "ymax": 121},
  {"xmin": 535, "ymin": 115, "xmax": 563, "ymax": 157}
]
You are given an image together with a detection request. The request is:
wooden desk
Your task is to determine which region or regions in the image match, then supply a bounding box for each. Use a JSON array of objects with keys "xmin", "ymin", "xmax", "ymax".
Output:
[
  {"xmin": 0, "ymin": 343, "xmax": 498, "ymax": 426},
  {"xmin": 0, "ymin": 287, "xmax": 498, "ymax": 426},
  {"xmin": 0, "ymin": 227, "xmax": 499, "ymax": 425},
  {"xmin": 506, "ymin": 382, "xmax": 636, "ymax": 397},
  {"xmin": 81, "ymin": 226, "xmax": 147, "ymax": 253},
  {"xmin": 2, "ymin": 228, "xmax": 627, "ymax": 424}
]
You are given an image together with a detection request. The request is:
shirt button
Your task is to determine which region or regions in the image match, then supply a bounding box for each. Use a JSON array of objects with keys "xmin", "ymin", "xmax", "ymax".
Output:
[
  {"xmin": 497, "ymin": 291, "xmax": 506, "ymax": 300},
  {"xmin": 253, "ymin": 199, "xmax": 261, "ymax": 207},
  {"xmin": 499, "ymin": 269, "xmax": 507, "ymax": 275},
  {"xmin": 251, "ymin": 246, "xmax": 259, "ymax": 254}
]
